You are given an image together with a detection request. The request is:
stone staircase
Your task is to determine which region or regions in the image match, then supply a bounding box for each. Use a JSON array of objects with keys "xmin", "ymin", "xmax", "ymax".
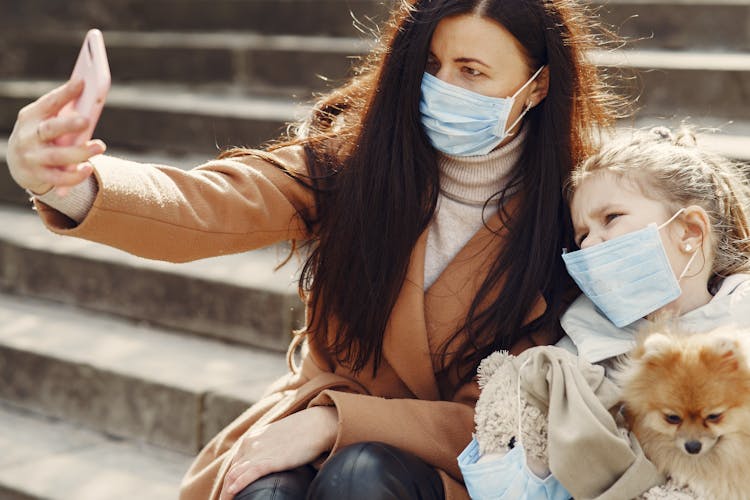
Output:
[
  {"xmin": 592, "ymin": 0, "xmax": 750, "ymax": 159},
  {"xmin": 0, "ymin": 1, "xmax": 747, "ymax": 498}
]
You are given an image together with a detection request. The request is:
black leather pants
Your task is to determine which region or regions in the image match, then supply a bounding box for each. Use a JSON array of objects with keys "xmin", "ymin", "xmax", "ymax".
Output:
[{"xmin": 234, "ymin": 442, "xmax": 445, "ymax": 500}]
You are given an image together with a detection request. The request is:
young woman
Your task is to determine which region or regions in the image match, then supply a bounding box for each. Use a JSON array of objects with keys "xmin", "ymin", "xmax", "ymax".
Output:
[{"xmin": 6, "ymin": 0, "xmax": 617, "ymax": 498}]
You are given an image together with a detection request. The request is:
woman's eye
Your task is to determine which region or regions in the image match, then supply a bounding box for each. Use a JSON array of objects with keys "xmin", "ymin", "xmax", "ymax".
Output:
[
  {"xmin": 461, "ymin": 66, "xmax": 482, "ymax": 77},
  {"xmin": 575, "ymin": 233, "xmax": 587, "ymax": 247},
  {"xmin": 664, "ymin": 414, "xmax": 682, "ymax": 425},
  {"xmin": 426, "ymin": 58, "xmax": 439, "ymax": 73}
]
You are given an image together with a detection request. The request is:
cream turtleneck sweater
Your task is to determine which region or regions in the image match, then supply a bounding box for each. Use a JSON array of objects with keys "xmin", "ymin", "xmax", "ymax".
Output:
[
  {"xmin": 424, "ymin": 128, "xmax": 526, "ymax": 288},
  {"xmin": 36, "ymin": 129, "xmax": 526, "ymax": 289}
]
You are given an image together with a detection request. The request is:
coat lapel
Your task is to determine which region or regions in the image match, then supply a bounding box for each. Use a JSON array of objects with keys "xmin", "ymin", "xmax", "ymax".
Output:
[
  {"xmin": 382, "ymin": 230, "xmax": 440, "ymax": 401},
  {"xmin": 425, "ymin": 197, "xmax": 522, "ymax": 366},
  {"xmin": 382, "ymin": 197, "xmax": 524, "ymax": 400}
]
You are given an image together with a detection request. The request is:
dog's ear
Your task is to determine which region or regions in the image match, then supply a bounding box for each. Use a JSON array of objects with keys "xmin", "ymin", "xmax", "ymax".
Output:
[
  {"xmin": 700, "ymin": 334, "xmax": 743, "ymax": 373},
  {"xmin": 637, "ymin": 333, "xmax": 677, "ymax": 362}
]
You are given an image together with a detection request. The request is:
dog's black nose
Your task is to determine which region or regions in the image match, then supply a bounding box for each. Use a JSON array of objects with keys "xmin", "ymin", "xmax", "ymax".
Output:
[{"xmin": 685, "ymin": 441, "xmax": 702, "ymax": 454}]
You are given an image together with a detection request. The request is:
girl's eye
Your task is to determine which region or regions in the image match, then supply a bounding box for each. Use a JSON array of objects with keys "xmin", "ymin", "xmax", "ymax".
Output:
[
  {"xmin": 664, "ymin": 414, "xmax": 682, "ymax": 425},
  {"xmin": 605, "ymin": 213, "xmax": 621, "ymax": 224},
  {"xmin": 706, "ymin": 413, "xmax": 723, "ymax": 422},
  {"xmin": 575, "ymin": 232, "xmax": 588, "ymax": 247}
]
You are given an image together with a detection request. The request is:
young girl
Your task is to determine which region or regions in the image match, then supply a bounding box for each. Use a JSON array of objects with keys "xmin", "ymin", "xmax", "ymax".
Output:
[
  {"xmin": 562, "ymin": 126, "xmax": 750, "ymax": 498},
  {"xmin": 461, "ymin": 127, "xmax": 750, "ymax": 500},
  {"xmin": 561, "ymin": 126, "xmax": 750, "ymax": 370},
  {"xmin": 6, "ymin": 1, "xmax": 618, "ymax": 499}
]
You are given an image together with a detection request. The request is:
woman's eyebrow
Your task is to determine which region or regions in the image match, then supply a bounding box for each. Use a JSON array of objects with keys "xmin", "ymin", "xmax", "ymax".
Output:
[{"xmin": 454, "ymin": 57, "xmax": 490, "ymax": 68}]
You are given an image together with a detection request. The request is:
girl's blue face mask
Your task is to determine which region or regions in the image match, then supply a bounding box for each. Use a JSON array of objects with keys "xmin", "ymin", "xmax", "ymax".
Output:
[
  {"xmin": 419, "ymin": 66, "xmax": 545, "ymax": 157},
  {"xmin": 562, "ymin": 209, "xmax": 698, "ymax": 327}
]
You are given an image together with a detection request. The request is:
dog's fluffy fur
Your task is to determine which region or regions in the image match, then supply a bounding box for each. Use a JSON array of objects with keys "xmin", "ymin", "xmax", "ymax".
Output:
[{"xmin": 620, "ymin": 326, "xmax": 750, "ymax": 499}]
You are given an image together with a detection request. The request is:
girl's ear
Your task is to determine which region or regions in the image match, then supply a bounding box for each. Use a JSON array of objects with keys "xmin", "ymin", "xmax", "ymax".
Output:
[
  {"xmin": 527, "ymin": 66, "xmax": 549, "ymax": 108},
  {"xmin": 678, "ymin": 205, "xmax": 711, "ymax": 253}
]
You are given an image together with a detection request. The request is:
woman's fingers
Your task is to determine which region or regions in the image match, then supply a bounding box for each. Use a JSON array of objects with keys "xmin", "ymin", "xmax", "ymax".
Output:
[
  {"xmin": 38, "ymin": 163, "xmax": 94, "ymax": 189},
  {"xmin": 36, "ymin": 114, "xmax": 89, "ymax": 144},
  {"xmin": 221, "ymin": 460, "xmax": 273, "ymax": 500},
  {"xmin": 6, "ymin": 80, "xmax": 100, "ymax": 194},
  {"xmin": 21, "ymin": 79, "xmax": 84, "ymax": 121},
  {"xmin": 26, "ymin": 141, "xmax": 105, "ymax": 169}
]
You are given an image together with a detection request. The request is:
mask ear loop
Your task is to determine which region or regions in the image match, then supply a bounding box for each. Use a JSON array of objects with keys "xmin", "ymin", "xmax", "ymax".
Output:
[
  {"xmin": 657, "ymin": 208, "xmax": 700, "ymax": 281},
  {"xmin": 677, "ymin": 250, "xmax": 700, "ymax": 281},
  {"xmin": 503, "ymin": 65, "xmax": 546, "ymax": 138},
  {"xmin": 657, "ymin": 208, "xmax": 686, "ymax": 230}
]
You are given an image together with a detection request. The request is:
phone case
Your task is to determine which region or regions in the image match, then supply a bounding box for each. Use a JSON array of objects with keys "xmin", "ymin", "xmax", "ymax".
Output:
[{"xmin": 55, "ymin": 29, "xmax": 111, "ymax": 147}]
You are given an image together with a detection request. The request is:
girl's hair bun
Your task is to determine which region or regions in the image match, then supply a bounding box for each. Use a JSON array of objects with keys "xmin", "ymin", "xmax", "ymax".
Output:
[
  {"xmin": 649, "ymin": 126, "xmax": 674, "ymax": 142},
  {"xmin": 648, "ymin": 125, "xmax": 697, "ymax": 147}
]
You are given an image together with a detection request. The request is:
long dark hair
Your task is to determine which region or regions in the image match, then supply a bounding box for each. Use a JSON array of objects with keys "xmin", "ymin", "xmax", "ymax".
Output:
[{"xmin": 222, "ymin": 0, "xmax": 620, "ymax": 381}]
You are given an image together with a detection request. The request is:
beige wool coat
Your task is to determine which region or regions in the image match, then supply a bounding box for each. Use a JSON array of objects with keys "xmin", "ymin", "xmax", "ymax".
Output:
[{"xmin": 34, "ymin": 145, "xmax": 552, "ymax": 500}]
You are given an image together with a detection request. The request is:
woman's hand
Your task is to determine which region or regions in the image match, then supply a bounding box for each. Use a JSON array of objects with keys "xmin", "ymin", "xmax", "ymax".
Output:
[
  {"xmin": 220, "ymin": 406, "xmax": 338, "ymax": 500},
  {"xmin": 7, "ymin": 79, "xmax": 106, "ymax": 195}
]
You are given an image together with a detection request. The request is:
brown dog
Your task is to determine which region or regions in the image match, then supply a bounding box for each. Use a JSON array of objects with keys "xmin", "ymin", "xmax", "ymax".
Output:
[{"xmin": 620, "ymin": 327, "xmax": 750, "ymax": 499}]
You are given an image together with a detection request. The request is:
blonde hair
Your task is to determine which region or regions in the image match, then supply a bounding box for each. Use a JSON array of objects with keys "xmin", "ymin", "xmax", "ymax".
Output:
[{"xmin": 566, "ymin": 126, "xmax": 750, "ymax": 280}]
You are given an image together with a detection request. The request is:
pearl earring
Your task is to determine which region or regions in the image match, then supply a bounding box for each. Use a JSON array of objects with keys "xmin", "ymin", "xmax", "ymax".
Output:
[{"xmin": 685, "ymin": 244, "xmax": 693, "ymax": 252}]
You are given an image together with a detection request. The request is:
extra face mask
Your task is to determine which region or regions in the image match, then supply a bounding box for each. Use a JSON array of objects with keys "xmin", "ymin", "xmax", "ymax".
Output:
[
  {"xmin": 458, "ymin": 439, "xmax": 571, "ymax": 500},
  {"xmin": 562, "ymin": 210, "xmax": 698, "ymax": 327},
  {"xmin": 419, "ymin": 66, "xmax": 545, "ymax": 157},
  {"xmin": 457, "ymin": 357, "xmax": 570, "ymax": 500}
]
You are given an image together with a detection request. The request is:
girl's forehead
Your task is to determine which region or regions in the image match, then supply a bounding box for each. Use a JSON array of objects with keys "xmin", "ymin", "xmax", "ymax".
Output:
[
  {"xmin": 571, "ymin": 171, "xmax": 650, "ymax": 213},
  {"xmin": 573, "ymin": 171, "xmax": 628, "ymax": 199}
]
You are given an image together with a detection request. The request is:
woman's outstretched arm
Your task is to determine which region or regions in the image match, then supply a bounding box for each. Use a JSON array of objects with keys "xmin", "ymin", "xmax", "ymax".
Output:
[{"xmin": 8, "ymin": 80, "xmax": 316, "ymax": 262}]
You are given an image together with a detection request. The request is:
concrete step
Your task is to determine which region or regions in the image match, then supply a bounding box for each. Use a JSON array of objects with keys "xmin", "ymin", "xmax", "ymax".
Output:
[
  {"xmin": 0, "ymin": 200, "xmax": 305, "ymax": 351},
  {"xmin": 0, "ymin": 291, "xmax": 289, "ymax": 454},
  {"xmin": 0, "ymin": 401, "xmax": 192, "ymax": 500},
  {"xmin": 592, "ymin": 49, "xmax": 750, "ymax": 121},
  {"xmin": 1, "ymin": 30, "xmax": 372, "ymax": 94},
  {"xmin": 2, "ymin": 49, "xmax": 748, "ymax": 158},
  {"xmin": 0, "ymin": 80, "xmax": 302, "ymax": 156},
  {"xmin": 593, "ymin": 0, "xmax": 750, "ymax": 51},
  {"xmin": 0, "ymin": 0, "xmax": 392, "ymax": 36},
  {"xmin": 3, "ymin": 0, "xmax": 745, "ymax": 52}
]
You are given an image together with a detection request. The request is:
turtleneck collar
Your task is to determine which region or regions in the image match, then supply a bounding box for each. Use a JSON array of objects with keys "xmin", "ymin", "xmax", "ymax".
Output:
[{"xmin": 437, "ymin": 126, "xmax": 528, "ymax": 206}]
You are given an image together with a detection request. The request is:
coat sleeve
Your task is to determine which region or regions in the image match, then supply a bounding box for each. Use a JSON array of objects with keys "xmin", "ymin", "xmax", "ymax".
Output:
[
  {"xmin": 307, "ymin": 380, "xmax": 478, "ymax": 484},
  {"xmin": 33, "ymin": 145, "xmax": 316, "ymax": 262}
]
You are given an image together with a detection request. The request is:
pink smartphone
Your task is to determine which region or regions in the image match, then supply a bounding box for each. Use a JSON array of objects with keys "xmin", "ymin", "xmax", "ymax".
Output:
[{"xmin": 55, "ymin": 29, "xmax": 111, "ymax": 147}]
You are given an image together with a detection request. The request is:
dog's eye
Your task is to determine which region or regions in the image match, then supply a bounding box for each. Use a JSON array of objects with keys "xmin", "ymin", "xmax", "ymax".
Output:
[
  {"xmin": 706, "ymin": 413, "xmax": 723, "ymax": 422},
  {"xmin": 664, "ymin": 414, "xmax": 682, "ymax": 425}
]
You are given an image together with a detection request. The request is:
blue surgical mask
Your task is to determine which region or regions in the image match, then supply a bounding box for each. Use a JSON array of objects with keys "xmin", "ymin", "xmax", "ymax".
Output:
[
  {"xmin": 458, "ymin": 438, "xmax": 571, "ymax": 500},
  {"xmin": 562, "ymin": 209, "xmax": 698, "ymax": 327},
  {"xmin": 419, "ymin": 66, "xmax": 545, "ymax": 156},
  {"xmin": 458, "ymin": 357, "xmax": 571, "ymax": 500}
]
